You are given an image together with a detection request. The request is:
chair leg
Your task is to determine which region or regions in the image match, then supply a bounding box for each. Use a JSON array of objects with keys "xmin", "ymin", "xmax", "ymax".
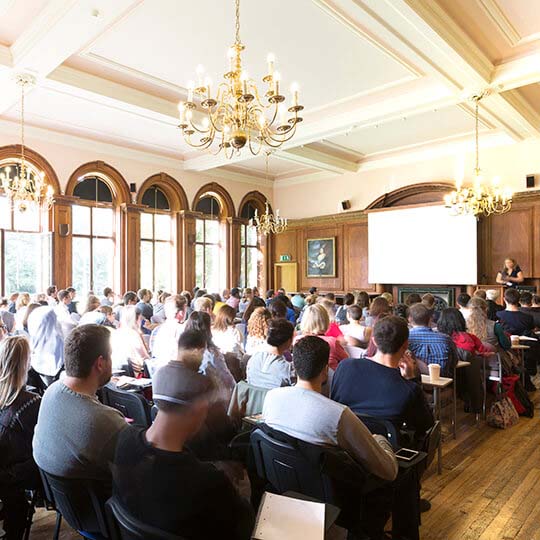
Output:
[
  {"xmin": 53, "ymin": 511, "xmax": 62, "ymax": 540},
  {"xmin": 23, "ymin": 492, "xmax": 38, "ymax": 540}
]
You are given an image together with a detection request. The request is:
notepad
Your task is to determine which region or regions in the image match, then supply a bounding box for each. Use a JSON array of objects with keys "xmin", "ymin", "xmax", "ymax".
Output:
[{"xmin": 252, "ymin": 492, "xmax": 325, "ymax": 540}]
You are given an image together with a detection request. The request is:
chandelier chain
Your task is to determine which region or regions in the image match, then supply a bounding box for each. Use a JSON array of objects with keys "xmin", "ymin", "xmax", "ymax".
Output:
[
  {"xmin": 20, "ymin": 79, "xmax": 25, "ymax": 173},
  {"xmin": 475, "ymin": 97, "xmax": 479, "ymax": 173},
  {"xmin": 234, "ymin": 0, "xmax": 241, "ymax": 45}
]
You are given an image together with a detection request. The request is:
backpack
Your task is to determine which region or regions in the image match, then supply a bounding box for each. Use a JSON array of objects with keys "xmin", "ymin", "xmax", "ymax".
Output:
[{"xmin": 487, "ymin": 395, "xmax": 519, "ymax": 429}]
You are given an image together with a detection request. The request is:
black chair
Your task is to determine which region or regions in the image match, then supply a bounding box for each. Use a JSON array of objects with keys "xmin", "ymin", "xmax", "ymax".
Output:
[
  {"xmin": 356, "ymin": 414, "xmax": 402, "ymax": 450},
  {"xmin": 101, "ymin": 384, "xmax": 152, "ymax": 428},
  {"xmin": 105, "ymin": 498, "xmax": 187, "ymax": 540},
  {"xmin": 39, "ymin": 469, "xmax": 110, "ymax": 539}
]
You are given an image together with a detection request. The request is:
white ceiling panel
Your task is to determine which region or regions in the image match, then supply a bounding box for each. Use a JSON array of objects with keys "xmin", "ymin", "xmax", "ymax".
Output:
[
  {"xmin": 85, "ymin": 0, "xmax": 413, "ymax": 110},
  {"xmin": 0, "ymin": 0, "xmax": 49, "ymax": 46},
  {"xmin": 329, "ymin": 105, "xmax": 477, "ymax": 155}
]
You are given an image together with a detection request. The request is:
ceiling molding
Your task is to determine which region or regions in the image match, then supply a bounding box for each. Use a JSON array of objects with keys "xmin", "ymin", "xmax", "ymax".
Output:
[
  {"xmin": 491, "ymin": 47, "xmax": 540, "ymax": 91},
  {"xmin": 207, "ymin": 166, "xmax": 274, "ymax": 187},
  {"xmin": 273, "ymin": 170, "xmax": 339, "ymax": 188},
  {"xmin": 319, "ymin": 140, "xmax": 365, "ymax": 160},
  {"xmin": 275, "ymin": 145, "xmax": 359, "ymax": 174},
  {"xmin": 476, "ymin": 0, "xmax": 521, "ymax": 47}
]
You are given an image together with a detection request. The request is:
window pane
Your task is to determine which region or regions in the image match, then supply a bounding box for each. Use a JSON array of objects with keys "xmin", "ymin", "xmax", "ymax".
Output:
[
  {"xmin": 196, "ymin": 219, "xmax": 204, "ymax": 242},
  {"xmin": 92, "ymin": 238, "xmax": 114, "ymax": 295},
  {"xmin": 0, "ymin": 197, "xmax": 10, "ymax": 229},
  {"xmin": 4, "ymin": 232, "xmax": 49, "ymax": 294},
  {"xmin": 240, "ymin": 224, "xmax": 245, "ymax": 245},
  {"xmin": 92, "ymin": 207, "xmax": 114, "ymax": 237},
  {"xmin": 72, "ymin": 237, "xmax": 91, "ymax": 295},
  {"xmin": 155, "ymin": 242, "xmax": 171, "ymax": 291},
  {"xmin": 13, "ymin": 202, "xmax": 39, "ymax": 232},
  {"xmin": 140, "ymin": 240, "xmax": 154, "ymax": 290},
  {"xmin": 247, "ymin": 225, "xmax": 258, "ymax": 245},
  {"xmin": 205, "ymin": 245, "xmax": 220, "ymax": 292},
  {"xmin": 240, "ymin": 248, "xmax": 246, "ymax": 288},
  {"xmin": 72, "ymin": 205, "xmax": 91, "ymax": 235},
  {"xmin": 205, "ymin": 219, "xmax": 219, "ymax": 244},
  {"xmin": 154, "ymin": 214, "xmax": 170, "ymax": 241},
  {"xmin": 247, "ymin": 247, "xmax": 259, "ymax": 288},
  {"xmin": 141, "ymin": 213, "xmax": 153, "ymax": 239},
  {"xmin": 195, "ymin": 244, "xmax": 204, "ymax": 288}
]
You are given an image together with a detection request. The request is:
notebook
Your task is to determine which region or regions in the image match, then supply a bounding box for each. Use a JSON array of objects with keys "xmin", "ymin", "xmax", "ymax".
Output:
[{"xmin": 252, "ymin": 492, "xmax": 325, "ymax": 540}]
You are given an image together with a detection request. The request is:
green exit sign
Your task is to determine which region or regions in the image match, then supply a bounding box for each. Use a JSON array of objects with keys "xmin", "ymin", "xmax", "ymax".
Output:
[{"xmin": 280, "ymin": 254, "xmax": 291, "ymax": 262}]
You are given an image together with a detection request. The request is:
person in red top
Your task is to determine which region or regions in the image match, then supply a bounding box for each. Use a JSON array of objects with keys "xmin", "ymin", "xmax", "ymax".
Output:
[
  {"xmin": 320, "ymin": 299, "xmax": 344, "ymax": 339},
  {"xmin": 437, "ymin": 308, "xmax": 492, "ymax": 355},
  {"xmin": 296, "ymin": 304, "xmax": 347, "ymax": 370}
]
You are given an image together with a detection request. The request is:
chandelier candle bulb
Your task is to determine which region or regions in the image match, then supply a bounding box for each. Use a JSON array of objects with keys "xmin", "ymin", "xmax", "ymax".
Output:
[
  {"xmin": 273, "ymin": 71, "xmax": 281, "ymax": 95},
  {"xmin": 204, "ymin": 77, "xmax": 212, "ymax": 97},
  {"xmin": 267, "ymin": 53, "xmax": 275, "ymax": 76},
  {"xmin": 187, "ymin": 81, "xmax": 194, "ymax": 103},
  {"xmin": 291, "ymin": 83, "xmax": 299, "ymax": 106},
  {"xmin": 196, "ymin": 64, "xmax": 205, "ymax": 87}
]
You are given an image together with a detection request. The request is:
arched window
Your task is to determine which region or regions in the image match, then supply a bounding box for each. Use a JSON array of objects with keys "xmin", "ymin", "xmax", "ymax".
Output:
[
  {"xmin": 140, "ymin": 186, "xmax": 173, "ymax": 292},
  {"xmin": 0, "ymin": 160, "xmax": 51, "ymax": 295},
  {"xmin": 71, "ymin": 176, "xmax": 115, "ymax": 295},
  {"xmin": 194, "ymin": 194, "xmax": 224, "ymax": 291},
  {"xmin": 239, "ymin": 201, "xmax": 261, "ymax": 288}
]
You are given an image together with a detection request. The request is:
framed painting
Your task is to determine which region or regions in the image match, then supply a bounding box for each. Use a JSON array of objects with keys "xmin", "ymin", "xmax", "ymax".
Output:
[{"xmin": 306, "ymin": 237, "xmax": 336, "ymax": 277}]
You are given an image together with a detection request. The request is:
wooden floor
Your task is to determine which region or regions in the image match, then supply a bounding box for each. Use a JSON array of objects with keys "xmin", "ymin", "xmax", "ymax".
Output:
[{"xmin": 27, "ymin": 389, "xmax": 540, "ymax": 540}]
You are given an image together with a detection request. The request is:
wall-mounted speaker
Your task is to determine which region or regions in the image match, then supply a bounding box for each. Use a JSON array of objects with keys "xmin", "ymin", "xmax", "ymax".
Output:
[
  {"xmin": 59, "ymin": 224, "xmax": 70, "ymax": 237},
  {"xmin": 129, "ymin": 182, "xmax": 137, "ymax": 193},
  {"xmin": 526, "ymin": 175, "xmax": 535, "ymax": 188},
  {"xmin": 340, "ymin": 200, "xmax": 351, "ymax": 211}
]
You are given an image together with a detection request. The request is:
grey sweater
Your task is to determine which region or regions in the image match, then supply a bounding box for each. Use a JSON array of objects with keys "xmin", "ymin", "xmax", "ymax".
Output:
[
  {"xmin": 33, "ymin": 381, "xmax": 127, "ymax": 481},
  {"xmin": 246, "ymin": 351, "xmax": 295, "ymax": 389}
]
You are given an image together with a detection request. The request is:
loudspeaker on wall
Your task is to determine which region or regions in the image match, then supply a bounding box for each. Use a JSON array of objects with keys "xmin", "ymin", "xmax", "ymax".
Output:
[
  {"xmin": 526, "ymin": 175, "xmax": 535, "ymax": 188},
  {"xmin": 340, "ymin": 200, "xmax": 351, "ymax": 211}
]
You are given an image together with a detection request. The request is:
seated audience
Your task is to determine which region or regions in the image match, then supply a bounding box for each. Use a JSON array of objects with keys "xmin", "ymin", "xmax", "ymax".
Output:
[
  {"xmin": 393, "ymin": 303, "xmax": 410, "ymax": 321},
  {"xmin": 101, "ymin": 287, "xmax": 115, "ymax": 307},
  {"xmin": 265, "ymin": 289, "xmax": 275, "ymax": 306},
  {"xmin": 238, "ymin": 288, "xmax": 253, "ymax": 313},
  {"xmin": 212, "ymin": 304, "xmax": 244, "ymax": 357},
  {"xmin": 226, "ymin": 287, "xmax": 241, "ymax": 311},
  {"xmin": 77, "ymin": 294, "xmax": 102, "ymax": 326},
  {"xmin": 0, "ymin": 336, "xmax": 41, "ymax": 540},
  {"xmin": 7, "ymin": 293, "xmax": 18, "ymax": 314},
  {"xmin": 297, "ymin": 304, "xmax": 347, "ymax": 370},
  {"xmin": 114, "ymin": 290, "xmax": 138, "ymax": 321},
  {"xmin": 457, "ymin": 293, "xmax": 472, "ymax": 319},
  {"xmin": 364, "ymin": 296, "xmax": 391, "ymax": 328},
  {"xmin": 519, "ymin": 291, "xmax": 540, "ymax": 328},
  {"xmin": 112, "ymin": 352, "xmax": 254, "ymax": 540},
  {"xmin": 497, "ymin": 288, "xmax": 535, "ymax": 336},
  {"xmin": 486, "ymin": 289, "xmax": 504, "ymax": 321},
  {"xmin": 150, "ymin": 295, "xmax": 187, "ymax": 368},
  {"xmin": 33, "ymin": 325, "xmax": 127, "ymax": 482},
  {"xmin": 335, "ymin": 293, "xmax": 355, "ymax": 325},
  {"xmin": 0, "ymin": 298, "xmax": 15, "ymax": 334},
  {"xmin": 340, "ymin": 304, "xmax": 371, "ymax": 347},
  {"xmin": 308, "ymin": 286, "xmax": 318, "ymax": 295},
  {"xmin": 331, "ymin": 316, "xmax": 434, "ymax": 438},
  {"xmin": 270, "ymin": 293, "xmax": 296, "ymax": 323},
  {"xmin": 151, "ymin": 291, "xmax": 171, "ymax": 324},
  {"xmin": 194, "ymin": 296, "xmax": 214, "ymax": 318},
  {"xmin": 467, "ymin": 297, "xmax": 510, "ymax": 350},
  {"xmin": 408, "ymin": 303, "xmax": 456, "ymax": 377},
  {"xmin": 320, "ymin": 298, "xmax": 344, "ymax": 338},
  {"xmin": 405, "ymin": 293, "xmax": 421, "ymax": 306},
  {"xmin": 136, "ymin": 288, "xmax": 154, "ymax": 321},
  {"xmin": 246, "ymin": 319, "xmax": 295, "ymax": 388},
  {"xmin": 438, "ymin": 308, "xmax": 492, "ymax": 355},
  {"xmin": 291, "ymin": 292, "xmax": 306, "ymax": 311},
  {"xmin": 245, "ymin": 307, "xmax": 272, "ymax": 355},
  {"xmin": 381, "ymin": 292, "xmax": 394, "ymax": 306},
  {"xmin": 14, "ymin": 292, "xmax": 31, "ymax": 332},
  {"xmin": 66, "ymin": 287, "xmax": 79, "ymax": 316},
  {"xmin": 54, "ymin": 289, "xmax": 77, "ymax": 338},
  {"xmin": 421, "ymin": 293, "xmax": 440, "ymax": 324},
  {"xmin": 241, "ymin": 296, "xmax": 266, "ymax": 324},
  {"xmin": 356, "ymin": 290, "xmax": 370, "ymax": 318},
  {"xmin": 268, "ymin": 298, "xmax": 288, "ymax": 320},
  {"xmin": 111, "ymin": 305, "xmax": 149, "ymax": 374},
  {"xmin": 46, "ymin": 285, "xmax": 58, "ymax": 306},
  {"xmin": 473, "ymin": 289, "xmax": 487, "ymax": 300}
]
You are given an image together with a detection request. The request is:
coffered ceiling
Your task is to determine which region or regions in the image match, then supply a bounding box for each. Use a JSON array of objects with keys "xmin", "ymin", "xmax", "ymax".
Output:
[{"xmin": 0, "ymin": 0, "xmax": 538, "ymax": 186}]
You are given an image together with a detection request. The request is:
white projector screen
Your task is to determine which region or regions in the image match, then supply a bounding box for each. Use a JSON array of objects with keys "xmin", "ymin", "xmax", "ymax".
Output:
[{"xmin": 368, "ymin": 205, "xmax": 477, "ymax": 284}]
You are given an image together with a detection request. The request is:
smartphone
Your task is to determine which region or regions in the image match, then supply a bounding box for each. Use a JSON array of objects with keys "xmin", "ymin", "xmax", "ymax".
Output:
[{"xmin": 395, "ymin": 448, "xmax": 419, "ymax": 461}]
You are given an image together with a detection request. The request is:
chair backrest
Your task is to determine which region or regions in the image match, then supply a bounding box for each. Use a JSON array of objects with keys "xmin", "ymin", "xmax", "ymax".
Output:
[
  {"xmin": 106, "ymin": 498, "xmax": 186, "ymax": 540},
  {"xmin": 356, "ymin": 414, "xmax": 401, "ymax": 450},
  {"xmin": 223, "ymin": 352, "xmax": 243, "ymax": 382},
  {"xmin": 344, "ymin": 345, "xmax": 366, "ymax": 359},
  {"xmin": 40, "ymin": 468, "xmax": 110, "ymax": 538},
  {"xmin": 250, "ymin": 427, "xmax": 371, "ymax": 505},
  {"xmin": 227, "ymin": 381, "xmax": 268, "ymax": 425},
  {"xmin": 101, "ymin": 384, "xmax": 152, "ymax": 428}
]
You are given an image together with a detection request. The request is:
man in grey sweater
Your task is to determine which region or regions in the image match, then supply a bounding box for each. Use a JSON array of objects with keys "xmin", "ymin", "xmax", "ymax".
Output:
[{"xmin": 33, "ymin": 324, "xmax": 127, "ymax": 482}]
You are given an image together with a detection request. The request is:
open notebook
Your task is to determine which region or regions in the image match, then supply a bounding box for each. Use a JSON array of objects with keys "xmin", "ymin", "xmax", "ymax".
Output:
[{"xmin": 252, "ymin": 492, "xmax": 325, "ymax": 540}]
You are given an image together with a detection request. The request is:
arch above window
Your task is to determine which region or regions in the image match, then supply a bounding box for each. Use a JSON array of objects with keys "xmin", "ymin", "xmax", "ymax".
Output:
[
  {"xmin": 66, "ymin": 161, "xmax": 130, "ymax": 205},
  {"xmin": 196, "ymin": 194, "xmax": 221, "ymax": 216},
  {"xmin": 366, "ymin": 182, "xmax": 454, "ymax": 209},
  {"xmin": 137, "ymin": 172, "xmax": 188, "ymax": 212},
  {"xmin": 73, "ymin": 176, "xmax": 113, "ymax": 203},
  {"xmin": 239, "ymin": 190, "xmax": 270, "ymax": 220},
  {"xmin": 192, "ymin": 182, "xmax": 235, "ymax": 218}
]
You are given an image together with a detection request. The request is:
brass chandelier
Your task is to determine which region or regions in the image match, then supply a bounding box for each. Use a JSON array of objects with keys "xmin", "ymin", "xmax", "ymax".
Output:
[
  {"xmin": 177, "ymin": 0, "xmax": 304, "ymax": 157},
  {"xmin": 0, "ymin": 74, "xmax": 54, "ymax": 212},
  {"xmin": 249, "ymin": 154, "xmax": 288, "ymax": 235},
  {"xmin": 445, "ymin": 93, "xmax": 512, "ymax": 217}
]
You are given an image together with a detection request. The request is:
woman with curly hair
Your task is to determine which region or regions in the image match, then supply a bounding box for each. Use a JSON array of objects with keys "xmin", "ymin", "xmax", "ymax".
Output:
[{"xmin": 246, "ymin": 307, "xmax": 272, "ymax": 355}]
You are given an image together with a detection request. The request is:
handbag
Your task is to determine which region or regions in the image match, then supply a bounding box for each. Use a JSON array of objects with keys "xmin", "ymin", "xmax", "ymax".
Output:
[{"xmin": 487, "ymin": 394, "xmax": 519, "ymax": 429}]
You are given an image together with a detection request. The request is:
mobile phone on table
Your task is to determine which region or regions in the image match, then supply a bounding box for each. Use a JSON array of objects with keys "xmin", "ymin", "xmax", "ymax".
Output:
[{"xmin": 395, "ymin": 448, "xmax": 419, "ymax": 461}]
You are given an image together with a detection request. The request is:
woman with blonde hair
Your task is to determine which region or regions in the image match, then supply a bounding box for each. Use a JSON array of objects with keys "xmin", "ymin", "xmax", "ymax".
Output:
[
  {"xmin": 297, "ymin": 304, "xmax": 347, "ymax": 370},
  {"xmin": 246, "ymin": 307, "xmax": 272, "ymax": 355},
  {"xmin": 467, "ymin": 297, "xmax": 510, "ymax": 350},
  {"xmin": 0, "ymin": 336, "xmax": 41, "ymax": 538}
]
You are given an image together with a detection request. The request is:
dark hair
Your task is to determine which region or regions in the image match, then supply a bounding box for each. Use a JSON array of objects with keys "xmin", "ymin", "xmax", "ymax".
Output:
[
  {"xmin": 275, "ymin": 293, "xmax": 293, "ymax": 309},
  {"xmin": 437, "ymin": 308, "xmax": 466, "ymax": 336},
  {"xmin": 343, "ymin": 293, "xmax": 354, "ymax": 306},
  {"xmin": 184, "ymin": 311, "xmax": 214, "ymax": 349},
  {"xmin": 347, "ymin": 304, "xmax": 362, "ymax": 321},
  {"xmin": 57, "ymin": 289, "xmax": 70, "ymax": 302},
  {"xmin": 266, "ymin": 319, "xmax": 294, "ymax": 347},
  {"xmin": 393, "ymin": 303, "xmax": 409, "ymax": 320},
  {"xmin": 325, "ymin": 293, "xmax": 335, "ymax": 302},
  {"xmin": 194, "ymin": 289, "xmax": 207, "ymax": 299},
  {"xmin": 64, "ymin": 324, "xmax": 111, "ymax": 378},
  {"xmin": 292, "ymin": 336, "xmax": 330, "ymax": 381},
  {"xmin": 456, "ymin": 293, "xmax": 471, "ymax": 308},
  {"xmin": 405, "ymin": 293, "xmax": 421, "ymax": 306},
  {"xmin": 123, "ymin": 291, "xmax": 137, "ymax": 305},
  {"xmin": 66, "ymin": 287, "xmax": 76, "ymax": 294},
  {"xmin": 409, "ymin": 303, "xmax": 431, "ymax": 326},
  {"xmin": 0, "ymin": 297, "xmax": 7, "ymax": 307},
  {"xmin": 533, "ymin": 295, "xmax": 540, "ymax": 305},
  {"xmin": 473, "ymin": 289, "xmax": 487, "ymax": 300},
  {"xmin": 373, "ymin": 315, "xmax": 409, "ymax": 354},
  {"xmin": 520, "ymin": 291, "xmax": 533, "ymax": 306},
  {"xmin": 103, "ymin": 287, "xmax": 113, "ymax": 297},
  {"xmin": 309, "ymin": 287, "xmax": 317, "ymax": 295},
  {"xmin": 504, "ymin": 288, "xmax": 520, "ymax": 306},
  {"xmin": 370, "ymin": 297, "xmax": 390, "ymax": 318},
  {"xmin": 46, "ymin": 286, "xmax": 57, "ymax": 296},
  {"xmin": 178, "ymin": 329, "xmax": 207, "ymax": 351},
  {"xmin": 356, "ymin": 291, "xmax": 370, "ymax": 309},
  {"xmin": 202, "ymin": 294, "xmax": 215, "ymax": 309},
  {"xmin": 269, "ymin": 299, "xmax": 287, "ymax": 319},
  {"xmin": 214, "ymin": 304, "xmax": 236, "ymax": 332},
  {"xmin": 230, "ymin": 287, "xmax": 241, "ymax": 299},
  {"xmin": 266, "ymin": 289, "xmax": 275, "ymax": 300},
  {"xmin": 242, "ymin": 296, "xmax": 266, "ymax": 323},
  {"xmin": 137, "ymin": 288, "xmax": 151, "ymax": 301}
]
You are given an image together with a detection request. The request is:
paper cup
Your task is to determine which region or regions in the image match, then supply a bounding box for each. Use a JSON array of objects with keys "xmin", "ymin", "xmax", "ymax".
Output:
[{"xmin": 428, "ymin": 363, "xmax": 441, "ymax": 381}]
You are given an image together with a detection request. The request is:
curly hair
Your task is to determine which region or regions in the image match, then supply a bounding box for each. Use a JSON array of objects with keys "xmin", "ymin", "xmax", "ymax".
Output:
[{"xmin": 247, "ymin": 307, "xmax": 272, "ymax": 339}]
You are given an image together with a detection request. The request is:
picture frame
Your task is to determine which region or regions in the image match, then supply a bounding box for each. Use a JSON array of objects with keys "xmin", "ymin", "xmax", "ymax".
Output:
[{"xmin": 306, "ymin": 237, "xmax": 336, "ymax": 278}]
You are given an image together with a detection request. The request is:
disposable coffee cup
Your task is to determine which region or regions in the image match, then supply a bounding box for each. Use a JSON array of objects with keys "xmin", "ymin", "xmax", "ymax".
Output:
[
  {"xmin": 511, "ymin": 335, "xmax": 520, "ymax": 346},
  {"xmin": 428, "ymin": 363, "xmax": 441, "ymax": 381}
]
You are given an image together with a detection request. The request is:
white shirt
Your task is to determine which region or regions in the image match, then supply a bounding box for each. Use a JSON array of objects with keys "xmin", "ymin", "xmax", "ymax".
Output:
[
  {"xmin": 54, "ymin": 302, "xmax": 77, "ymax": 338},
  {"xmin": 340, "ymin": 323, "xmax": 368, "ymax": 343},
  {"xmin": 212, "ymin": 326, "xmax": 244, "ymax": 357}
]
